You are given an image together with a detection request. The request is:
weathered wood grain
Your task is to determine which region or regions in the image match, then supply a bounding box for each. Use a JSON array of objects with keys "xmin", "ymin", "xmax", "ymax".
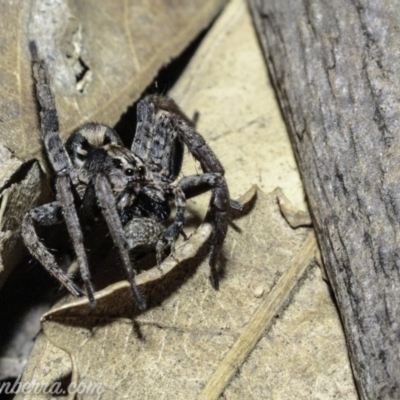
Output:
[{"xmin": 249, "ymin": 1, "xmax": 400, "ymax": 399}]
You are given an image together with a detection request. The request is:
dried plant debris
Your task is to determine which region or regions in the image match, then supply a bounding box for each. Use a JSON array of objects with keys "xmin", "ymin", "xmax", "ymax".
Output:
[
  {"xmin": 40, "ymin": 186, "xmax": 256, "ymax": 319},
  {"xmin": 15, "ymin": 187, "xmax": 357, "ymax": 400},
  {"xmin": 42, "ymin": 222, "xmax": 213, "ymax": 320},
  {"xmin": 276, "ymin": 188, "xmax": 312, "ymax": 228}
]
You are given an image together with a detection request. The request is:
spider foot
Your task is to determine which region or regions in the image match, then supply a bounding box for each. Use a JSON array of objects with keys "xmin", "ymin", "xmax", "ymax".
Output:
[
  {"xmin": 169, "ymin": 252, "xmax": 179, "ymax": 263},
  {"xmin": 156, "ymin": 233, "xmax": 177, "ymax": 269},
  {"xmin": 83, "ymin": 278, "xmax": 96, "ymax": 307},
  {"xmin": 230, "ymin": 199, "xmax": 243, "ymax": 211},
  {"xmin": 128, "ymin": 276, "xmax": 147, "ymax": 311},
  {"xmin": 65, "ymin": 280, "xmax": 85, "ymax": 298},
  {"xmin": 209, "ymin": 260, "xmax": 220, "ymax": 290},
  {"xmin": 180, "ymin": 229, "xmax": 189, "ymax": 241},
  {"xmin": 204, "ymin": 242, "xmax": 222, "ymax": 291}
]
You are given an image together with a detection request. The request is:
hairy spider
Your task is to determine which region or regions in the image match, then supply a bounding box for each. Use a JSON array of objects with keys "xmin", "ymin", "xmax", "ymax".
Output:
[{"xmin": 22, "ymin": 42, "xmax": 241, "ymax": 310}]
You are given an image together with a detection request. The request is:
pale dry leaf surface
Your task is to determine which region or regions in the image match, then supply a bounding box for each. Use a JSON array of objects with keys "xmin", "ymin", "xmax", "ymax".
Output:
[
  {"xmin": 224, "ymin": 262, "xmax": 357, "ymax": 399},
  {"xmin": 171, "ymin": 0, "xmax": 306, "ymax": 213},
  {"xmin": 197, "ymin": 230, "xmax": 317, "ymax": 400},
  {"xmin": 277, "ymin": 188, "xmax": 313, "ymax": 228},
  {"xmin": 18, "ymin": 188, "xmax": 310, "ymax": 399}
]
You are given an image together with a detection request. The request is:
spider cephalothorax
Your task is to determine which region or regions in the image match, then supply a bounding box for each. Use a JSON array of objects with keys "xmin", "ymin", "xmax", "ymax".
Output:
[{"xmin": 22, "ymin": 42, "xmax": 241, "ymax": 310}]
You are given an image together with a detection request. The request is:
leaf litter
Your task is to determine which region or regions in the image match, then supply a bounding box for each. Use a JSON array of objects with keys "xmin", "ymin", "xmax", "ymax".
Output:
[
  {"xmin": 18, "ymin": 186, "xmax": 314, "ymax": 400},
  {"xmin": 10, "ymin": 0, "xmax": 358, "ymax": 398}
]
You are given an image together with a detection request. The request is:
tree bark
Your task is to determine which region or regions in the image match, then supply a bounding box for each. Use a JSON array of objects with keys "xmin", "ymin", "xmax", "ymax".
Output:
[{"xmin": 249, "ymin": 1, "xmax": 400, "ymax": 399}]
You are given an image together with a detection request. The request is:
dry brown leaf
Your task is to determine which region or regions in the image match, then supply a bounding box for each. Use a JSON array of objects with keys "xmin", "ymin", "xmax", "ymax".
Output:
[
  {"xmin": 17, "ymin": 187, "xmax": 312, "ymax": 399},
  {"xmin": 40, "ymin": 186, "xmax": 256, "ymax": 319},
  {"xmin": 0, "ymin": 0, "xmax": 227, "ymax": 285},
  {"xmin": 41, "ymin": 222, "xmax": 212, "ymax": 319}
]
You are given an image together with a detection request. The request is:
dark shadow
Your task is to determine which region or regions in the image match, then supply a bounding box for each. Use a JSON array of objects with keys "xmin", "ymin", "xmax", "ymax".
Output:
[
  {"xmin": 145, "ymin": 241, "xmax": 210, "ymax": 309},
  {"xmin": 0, "ymin": 258, "xmax": 58, "ymax": 400},
  {"xmin": 0, "ymin": 377, "xmax": 18, "ymax": 400},
  {"xmin": 114, "ymin": 30, "xmax": 208, "ymax": 146}
]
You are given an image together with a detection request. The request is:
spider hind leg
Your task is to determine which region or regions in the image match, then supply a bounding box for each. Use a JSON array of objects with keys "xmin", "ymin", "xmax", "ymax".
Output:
[
  {"xmin": 179, "ymin": 172, "xmax": 230, "ymax": 289},
  {"xmin": 22, "ymin": 201, "xmax": 84, "ymax": 299},
  {"xmin": 139, "ymin": 95, "xmax": 232, "ymax": 289}
]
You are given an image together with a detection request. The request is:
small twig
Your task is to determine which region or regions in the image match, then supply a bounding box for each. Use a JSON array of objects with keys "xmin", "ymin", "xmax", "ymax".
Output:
[{"xmin": 197, "ymin": 231, "xmax": 317, "ymax": 400}]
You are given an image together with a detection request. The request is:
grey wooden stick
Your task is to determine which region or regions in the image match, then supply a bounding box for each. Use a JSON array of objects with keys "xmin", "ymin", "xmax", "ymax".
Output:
[{"xmin": 249, "ymin": 1, "xmax": 400, "ymax": 399}]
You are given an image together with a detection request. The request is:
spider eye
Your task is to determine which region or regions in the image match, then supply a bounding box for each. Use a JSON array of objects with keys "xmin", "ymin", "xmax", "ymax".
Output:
[
  {"xmin": 125, "ymin": 168, "xmax": 134, "ymax": 176},
  {"xmin": 138, "ymin": 166, "xmax": 145, "ymax": 175}
]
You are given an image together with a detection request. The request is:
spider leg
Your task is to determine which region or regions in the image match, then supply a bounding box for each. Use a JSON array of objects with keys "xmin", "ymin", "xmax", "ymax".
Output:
[
  {"xmin": 56, "ymin": 176, "xmax": 96, "ymax": 305},
  {"xmin": 30, "ymin": 42, "xmax": 96, "ymax": 305},
  {"xmin": 22, "ymin": 201, "xmax": 82, "ymax": 298},
  {"xmin": 178, "ymin": 173, "xmax": 223, "ymax": 199},
  {"xmin": 179, "ymin": 173, "xmax": 242, "ymax": 211},
  {"xmin": 94, "ymin": 174, "xmax": 147, "ymax": 311},
  {"xmin": 176, "ymin": 173, "xmax": 223, "ymax": 243},
  {"xmin": 29, "ymin": 41, "xmax": 77, "ymax": 184},
  {"xmin": 132, "ymin": 96, "xmax": 184, "ymax": 181},
  {"xmin": 180, "ymin": 174, "xmax": 236, "ymax": 288},
  {"xmin": 175, "ymin": 122, "xmax": 231, "ymax": 290},
  {"xmin": 155, "ymin": 187, "xmax": 186, "ymax": 267},
  {"xmin": 132, "ymin": 95, "xmax": 239, "ymax": 288}
]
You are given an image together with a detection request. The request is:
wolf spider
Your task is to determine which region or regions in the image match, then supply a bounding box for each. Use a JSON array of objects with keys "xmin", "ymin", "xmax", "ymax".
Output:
[{"xmin": 22, "ymin": 42, "xmax": 241, "ymax": 310}]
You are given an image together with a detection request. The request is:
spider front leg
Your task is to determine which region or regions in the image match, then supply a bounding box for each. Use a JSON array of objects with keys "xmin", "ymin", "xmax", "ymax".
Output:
[
  {"xmin": 29, "ymin": 41, "xmax": 77, "ymax": 185},
  {"xmin": 56, "ymin": 175, "xmax": 97, "ymax": 305},
  {"xmin": 93, "ymin": 174, "xmax": 147, "ymax": 310},
  {"xmin": 176, "ymin": 122, "xmax": 231, "ymax": 289},
  {"xmin": 29, "ymin": 42, "xmax": 96, "ymax": 304},
  {"xmin": 178, "ymin": 172, "xmax": 234, "ymax": 288},
  {"xmin": 22, "ymin": 201, "xmax": 82, "ymax": 298}
]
